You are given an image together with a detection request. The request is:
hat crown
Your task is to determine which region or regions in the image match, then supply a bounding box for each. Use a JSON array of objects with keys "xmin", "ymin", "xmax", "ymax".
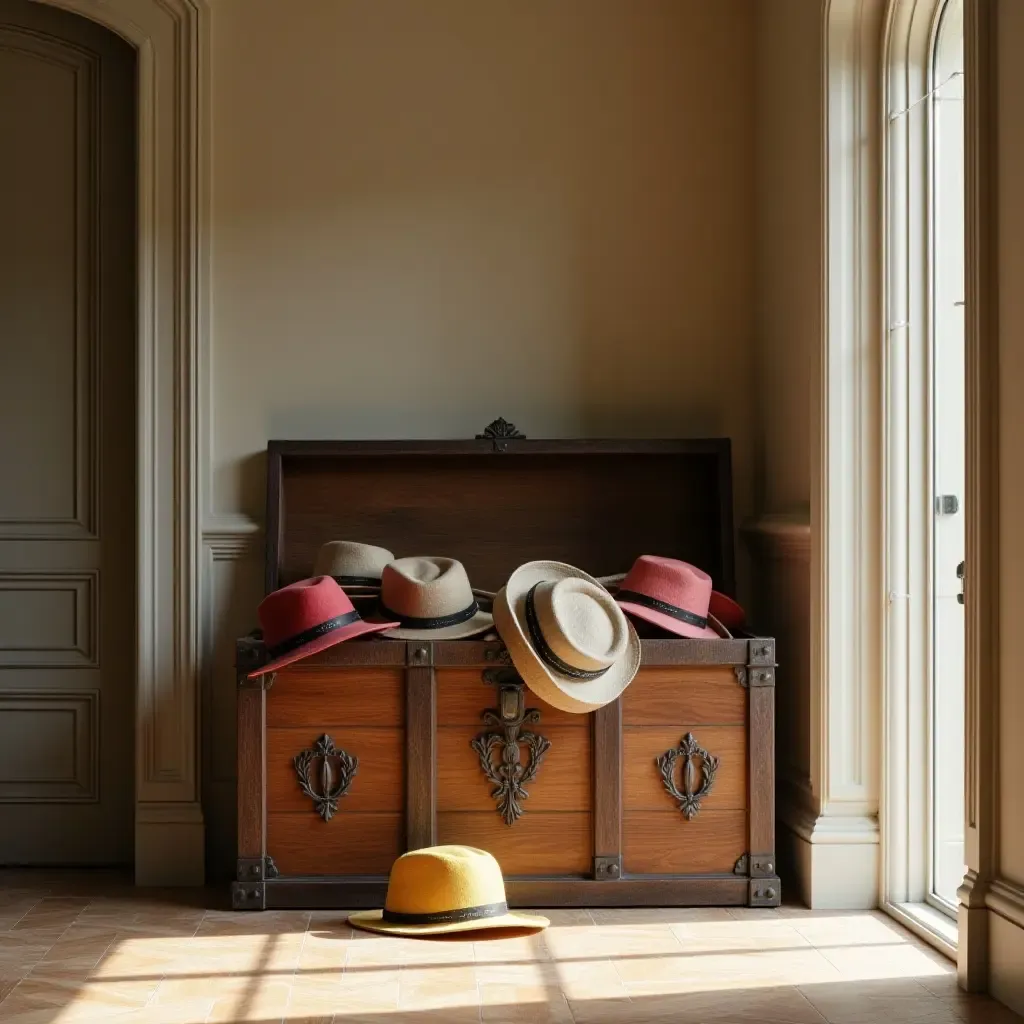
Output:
[
  {"xmin": 532, "ymin": 577, "xmax": 628, "ymax": 673},
  {"xmin": 256, "ymin": 576, "xmax": 356, "ymax": 649},
  {"xmin": 383, "ymin": 845, "xmax": 506, "ymax": 916},
  {"xmin": 382, "ymin": 557, "xmax": 474, "ymax": 617},
  {"xmin": 313, "ymin": 540, "xmax": 394, "ymax": 581},
  {"xmin": 622, "ymin": 555, "xmax": 712, "ymax": 612}
]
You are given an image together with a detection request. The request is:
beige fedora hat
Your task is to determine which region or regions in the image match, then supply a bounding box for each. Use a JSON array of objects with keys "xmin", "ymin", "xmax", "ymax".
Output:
[
  {"xmin": 313, "ymin": 541, "xmax": 394, "ymax": 593},
  {"xmin": 368, "ymin": 557, "xmax": 493, "ymax": 640},
  {"xmin": 493, "ymin": 561, "xmax": 640, "ymax": 714}
]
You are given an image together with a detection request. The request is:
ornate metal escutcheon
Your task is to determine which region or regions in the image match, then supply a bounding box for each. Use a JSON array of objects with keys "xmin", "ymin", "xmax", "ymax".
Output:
[
  {"xmin": 293, "ymin": 734, "xmax": 358, "ymax": 822},
  {"xmin": 656, "ymin": 732, "xmax": 719, "ymax": 820},
  {"xmin": 471, "ymin": 669, "xmax": 551, "ymax": 826}
]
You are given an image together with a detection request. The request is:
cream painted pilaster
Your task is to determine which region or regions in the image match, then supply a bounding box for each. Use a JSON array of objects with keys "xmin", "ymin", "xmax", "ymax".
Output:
[
  {"xmin": 801, "ymin": 0, "xmax": 886, "ymax": 910},
  {"xmin": 956, "ymin": 0, "xmax": 997, "ymax": 992}
]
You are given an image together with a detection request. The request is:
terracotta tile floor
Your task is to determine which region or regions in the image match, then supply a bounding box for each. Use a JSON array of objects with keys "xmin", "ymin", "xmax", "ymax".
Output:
[{"xmin": 0, "ymin": 873, "xmax": 1019, "ymax": 1024}]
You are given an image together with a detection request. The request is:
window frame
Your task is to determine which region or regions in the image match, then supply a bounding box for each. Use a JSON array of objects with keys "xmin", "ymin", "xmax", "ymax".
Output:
[{"xmin": 880, "ymin": 0, "xmax": 963, "ymax": 947}]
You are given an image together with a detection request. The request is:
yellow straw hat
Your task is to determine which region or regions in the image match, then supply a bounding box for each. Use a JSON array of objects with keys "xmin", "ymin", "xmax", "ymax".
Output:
[{"xmin": 347, "ymin": 845, "xmax": 548, "ymax": 937}]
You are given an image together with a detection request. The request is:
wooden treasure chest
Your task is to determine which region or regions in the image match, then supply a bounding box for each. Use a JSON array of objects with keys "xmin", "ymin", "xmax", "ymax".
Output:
[{"xmin": 233, "ymin": 425, "xmax": 778, "ymax": 910}]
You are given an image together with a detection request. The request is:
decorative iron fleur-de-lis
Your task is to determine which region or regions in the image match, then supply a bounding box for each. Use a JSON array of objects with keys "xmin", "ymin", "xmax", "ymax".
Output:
[
  {"xmin": 471, "ymin": 671, "xmax": 550, "ymax": 825},
  {"xmin": 476, "ymin": 417, "xmax": 526, "ymax": 440},
  {"xmin": 293, "ymin": 734, "xmax": 358, "ymax": 822},
  {"xmin": 656, "ymin": 732, "xmax": 719, "ymax": 820}
]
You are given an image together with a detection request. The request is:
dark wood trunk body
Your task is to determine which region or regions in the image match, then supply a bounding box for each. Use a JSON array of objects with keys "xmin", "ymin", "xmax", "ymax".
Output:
[
  {"xmin": 234, "ymin": 433, "xmax": 778, "ymax": 909},
  {"xmin": 234, "ymin": 637, "xmax": 778, "ymax": 911}
]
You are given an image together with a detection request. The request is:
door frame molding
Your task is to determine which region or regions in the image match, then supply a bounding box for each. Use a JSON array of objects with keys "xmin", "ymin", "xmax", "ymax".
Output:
[{"xmin": 26, "ymin": 0, "xmax": 209, "ymax": 884}]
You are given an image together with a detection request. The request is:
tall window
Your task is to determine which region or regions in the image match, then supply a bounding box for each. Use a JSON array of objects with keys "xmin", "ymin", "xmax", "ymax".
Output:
[{"xmin": 883, "ymin": 0, "xmax": 964, "ymax": 943}]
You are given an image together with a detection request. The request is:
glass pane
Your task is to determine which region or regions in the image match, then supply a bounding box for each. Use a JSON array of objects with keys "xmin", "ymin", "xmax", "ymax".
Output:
[{"xmin": 930, "ymin": 0, "xmax": 966, "ymax": 912}]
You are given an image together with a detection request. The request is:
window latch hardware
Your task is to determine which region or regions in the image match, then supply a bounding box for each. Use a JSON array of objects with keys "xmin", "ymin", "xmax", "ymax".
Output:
[
  {"xmin": 956, "ymin": 561, "xmax": 965, "ymax": 605},
  {"xmin": 936, "ymin": 494, "xmax": 959, "ymax": 516}
]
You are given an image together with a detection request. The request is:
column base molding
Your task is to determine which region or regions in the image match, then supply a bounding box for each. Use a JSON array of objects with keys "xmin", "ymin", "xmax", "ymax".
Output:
[
  {"xmin": 779, "ymin": 800, "xmax": 879, "ymax": 909},
  {"xmin": 971, "ymin": 875, "xmax": 1024, "ymax": 1013},
  {"xmin": 988, "ymin": 903, "xmax": 1024, "ymax": 1015},
  {"xmin": 135, "ymin": 802, "xmax": 205, "ymax": 887}
]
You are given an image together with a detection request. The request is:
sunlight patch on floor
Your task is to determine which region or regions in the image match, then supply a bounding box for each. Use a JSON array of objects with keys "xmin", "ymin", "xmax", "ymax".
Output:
[{"xmin": 0, "ymin": 890, "xmax": 1017, "ymax": 1024}]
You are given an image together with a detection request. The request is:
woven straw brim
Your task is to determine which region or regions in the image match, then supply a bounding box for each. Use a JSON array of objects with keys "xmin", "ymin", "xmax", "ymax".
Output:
[
  {"xmin": 493, "ymin": 562, "xmax": 640, "ymax": 714},
  {"xmin": 347, "ymin": 909, "xmax": 549, "ymax": 937}
]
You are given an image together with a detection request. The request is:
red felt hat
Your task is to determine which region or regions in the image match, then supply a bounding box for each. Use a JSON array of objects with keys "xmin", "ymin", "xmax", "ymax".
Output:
[
  {"xmin": 614, "ymin": 555, "xmax": 720, "ymax": 640},
  {"xmin": 709, "ymin": 590, "xmax": 746, "ymax": 632},
  {"xmin": 250, "ymin": 576, "xmax": 398, "ymax": 678}
]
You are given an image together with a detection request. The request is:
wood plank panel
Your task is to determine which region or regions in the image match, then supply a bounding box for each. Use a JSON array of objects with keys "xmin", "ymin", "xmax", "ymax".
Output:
[
  {"xmin": 406, "ymin": 664, "xmax": 436, "ymax": 849},
  {"xmin": 268, "ymin": 811, "xmax": 402, "ymax": 876},
  {"xmin": 267, "ymin": 668, "xmax": 404, "ymax": 727},
  {"xmin": 437, "ymin": 812, "xmax": 592, "ymax": 876},
  {"xmin": 623, "ymin": 667, "xmax": 746, "ymax": 725},
  {"xmin": 236, "ymin": 688, "xmax": 265, "ymax": 860},
  {"xmin": 593, "ymin": 700, "xmax": 622, "ymax": 865},
  {"xmin": 623, "ymin": 810, "xmax": 747, "ymax": 875},
  {"xmin": 623, "ymin": 726, "xmax": 747, "ymax": 811},
  {"xmin": 437, "ymin": 670, "xmax": 587, "ymax": 728},
  {"xmin": 749, "ymin": 686, "xmax": 775, "ymax": 859},
  {"xmin": 267, "ymin": 728, "xmax": 403, "ymax": 813},
  {"xmin": 437, "ymin": 725, "xmax": 591, "ymax": 813},
  {"xmin": 270, "ymin": 447, "xmax": 731, "ymax": 594}
]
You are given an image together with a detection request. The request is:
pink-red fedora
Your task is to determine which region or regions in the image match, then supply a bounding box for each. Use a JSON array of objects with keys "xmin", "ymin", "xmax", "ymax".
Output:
[
  {"xmin": 614, "ymin": 556, "xmax": 720, "ymax": 640},
  {"xmin": 709, "ymin": 590, "xmax": 746, "ymax": 633},
  {"xmin": 249, "ymin": 576, "xmax": 397, "ymax": 678}
]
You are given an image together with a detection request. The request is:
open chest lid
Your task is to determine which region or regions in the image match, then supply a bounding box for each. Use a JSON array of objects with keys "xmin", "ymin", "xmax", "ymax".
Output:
[{"xmin": 264, "ymin": 419, "xmax": 735, "ymax": 598}]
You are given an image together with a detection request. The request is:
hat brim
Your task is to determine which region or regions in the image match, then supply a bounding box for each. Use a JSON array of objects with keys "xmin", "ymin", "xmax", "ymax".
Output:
[
  {"xmin": 372, "ymin": 608, "xmax": 495, "ymax": 641},
  {"xmin": 709, "ymin": 591, "xmax": 746, "ymax": 632},
  {"xmin": 346, "ymin": 909, "xmax": 549, "ymax": 937},
  {"xmin": 493, "ymin": 562, "xmax": 641, "ymax": 715},
  {"xmin": 248, "ymin": 618, "xmax": 399, "ymax": 678},
  {"xmin": 616, "ymin": 601, "xmax": 719, "ymax": 640}
]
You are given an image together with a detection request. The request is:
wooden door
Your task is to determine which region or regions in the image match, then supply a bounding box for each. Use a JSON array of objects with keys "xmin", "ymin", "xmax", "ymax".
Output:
[{"xmin": 0, "ymin": 0, "xmax": 136, "ymax": 864}]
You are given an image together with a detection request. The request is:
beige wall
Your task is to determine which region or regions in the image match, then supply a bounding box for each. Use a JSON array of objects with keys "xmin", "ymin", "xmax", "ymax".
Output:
[
  {"xmin": 210, "ymin": 0, "xmax": 757, "ymax": 523},
  {"xmin": 749, "ymin": 0, "xmax": 818, "ymax": 877},
  {"xmin": 992, "ymin": 0, "xmax": 1024, "ymax": 1010},
  {"xmin": 204, "ymin": 0, "xmax": 759, "ymax": 875},
  {"xmin": 753, "ymin": 0, "xmax": 820, "ymax": 516}
]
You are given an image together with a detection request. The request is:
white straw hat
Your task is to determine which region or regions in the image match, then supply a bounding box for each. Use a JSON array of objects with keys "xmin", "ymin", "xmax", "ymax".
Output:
[
  {"xmin": 369, "ymin": 557, "xmax": 494, "ymax": 640},
  {"xmin": 493, "ymin": 561, "xmax": 640, "ymax": 714}
]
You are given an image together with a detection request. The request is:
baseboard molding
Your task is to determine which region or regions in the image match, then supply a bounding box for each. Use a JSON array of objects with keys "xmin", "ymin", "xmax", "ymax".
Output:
[
  {"xmin": 987, "ymin": 877, "xmax": 1024, "ymax": 930},
  {"xmin": 989, "ymin": 909, "xmax": 1024, "ymax": 1017},
  {"xmin": 779, "ymin": 806, "xmax": 880, "ymax": 909},
  {"xmin": 135, "ymin": 802, "xmax": 205, "ymax": 886}
]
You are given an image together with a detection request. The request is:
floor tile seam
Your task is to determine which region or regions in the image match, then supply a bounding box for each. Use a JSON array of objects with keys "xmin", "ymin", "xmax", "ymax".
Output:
[
  {"xmin": 280, "ymin": 920, "xmax": 316, "ymax": 1021},
  {"xmin": 793, "ymin": 984, "xmax": 833, "ymax": 1024},
  {"xmin": 139, "ymin": 897, "xmax": 203, "ymax": 1015},
  {"xmin": 2, "ymin": 901, "xmax": 47, "ymax": 934}
]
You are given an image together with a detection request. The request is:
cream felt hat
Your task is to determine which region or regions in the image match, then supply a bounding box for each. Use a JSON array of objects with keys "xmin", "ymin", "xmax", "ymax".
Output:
[
  {"xmin": 313, "ymin": 541, "xmax": 394, "ymax": 594},
  {"xmin": 493, "ymin": 561, "xmax": 640, "ymax": 714},
  {"xmin": 348, "ymin": 845, "xmax": 547, "ymax": 937},
  {"xmin": 368, "ymin": 557, "xmax": 493, "ymax": 640}
]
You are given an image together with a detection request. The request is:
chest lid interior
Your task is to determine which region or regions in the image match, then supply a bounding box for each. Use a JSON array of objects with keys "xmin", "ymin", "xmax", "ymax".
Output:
[{"xmin": 264, "ymin": 423, "xmax": 735, "ymax": 598}]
